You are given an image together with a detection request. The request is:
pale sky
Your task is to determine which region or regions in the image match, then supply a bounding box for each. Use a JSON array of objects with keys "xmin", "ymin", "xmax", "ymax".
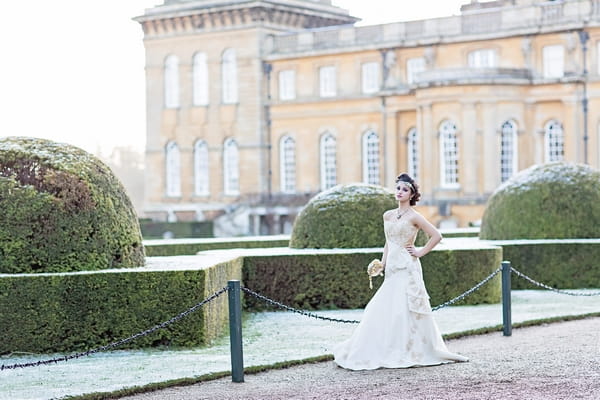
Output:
[{"xmin": 0, "ymin": 0, "xmax": 470, "ymax": 155}]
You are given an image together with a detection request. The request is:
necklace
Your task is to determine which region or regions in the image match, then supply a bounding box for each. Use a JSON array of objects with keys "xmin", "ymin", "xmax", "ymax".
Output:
[{"xmin": 396, "ymin": 207, "xmax": 410, "ymax": 219}]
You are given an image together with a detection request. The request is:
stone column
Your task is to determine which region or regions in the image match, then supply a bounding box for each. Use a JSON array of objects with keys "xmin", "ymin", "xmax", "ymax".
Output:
[
  {"xmin": 481, "ymin": 101, "xmax": 499, "ymax": 194},
  {"xmin": 461, "ymin": 101, "xmax": 478, "ymax": 195},
  {"xmin": 418, "ymin": 102, "xmax": 434, "ymax": 196}
]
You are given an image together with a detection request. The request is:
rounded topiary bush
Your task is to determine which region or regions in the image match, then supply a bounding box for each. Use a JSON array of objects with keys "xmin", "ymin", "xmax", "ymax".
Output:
[
  {"xmin": 290, "ymin": 183, "xmax": 396, "ymax": 249},
  {"xmin": 480, "ymin": 162, "xmax": 600, "ymax": 240},
  {"xmin": 0, "ymin": 136, "xmax": 145, "ymax": 273}
]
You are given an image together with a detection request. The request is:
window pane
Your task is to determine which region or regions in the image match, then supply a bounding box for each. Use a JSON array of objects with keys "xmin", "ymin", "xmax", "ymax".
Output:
[
  {"xmin": 440, "ymin": 121, "xmax": 459, "ymax": 187},
  {"xmin": 279, "ymin": 70, "xmax": 296, "ymax": 100},
  {"xmin": 194, "ymin": 140, "xmax": 209, "ymax": 195},
  {"xmin": 280, "ymin": 136, "xmax": 296, "ymax": 193},
  {"xmin": 406, "ymin": 58, "xmax": 425, "ymax": 84},
  {"xmin": 319, "ymin": 66, "xmax": 336, "ymax": 97},
  {"xmin": 468, "ymin": 49, "xmax": 497, "ymax": 68},
  {"xmin": 545, "ymin": 121, "xmax": 564, "ymax": 162},
  {"xmin": 193, "ymin": 52, "xmax": 209, "ymax": 106},
  {"xmin": 320, "ymin": 134, "xmax": 337, "ymax": 189},
  {"xmin": 362, "ymin": 131, "xmax": 380, "ymax": 184},
  {"xmin": 223, "ymin": 139, "xmax": 239, "ymax": 194},
  {"xmin": 361, "ymin": 62, "xmax": 379, "ymax": 94},
  {"xmin": 165, "ymin": 55, "xmax": 180, "ymax": 109},
  {"xmin": 222, "ymin": 49, "xmax": 238, "ymax": 104},
  {"xmin": 165, "ymin": 141, "xmax": 181, "ymax": 196},
  {"xmin": 407, "ymin": 128, "xmax": 419, "ymax": 181},
  {"xmin": 543, "ymin": 45, "xmax": 564, "ymax": 78},
  {"xmin": 500, "ymin": 121, "xmax": 518, "ymax": 182}
]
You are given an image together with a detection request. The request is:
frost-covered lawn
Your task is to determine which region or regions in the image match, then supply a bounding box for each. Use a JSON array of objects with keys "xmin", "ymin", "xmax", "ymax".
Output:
[{"xmin": 1, "ymin": 289, "xmax": 599, "ymax": 400}]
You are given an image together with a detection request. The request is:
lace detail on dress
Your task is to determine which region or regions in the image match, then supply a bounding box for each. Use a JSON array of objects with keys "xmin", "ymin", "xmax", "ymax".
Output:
[{"xmin": 384, "ymin": 216, "xmax": 431, "ymax": 315}]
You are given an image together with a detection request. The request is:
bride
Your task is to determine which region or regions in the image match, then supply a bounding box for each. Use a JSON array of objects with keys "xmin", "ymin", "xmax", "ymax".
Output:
[{"xmin": 333, "ymin": 173, "xmax": 468, "ymax": 370}]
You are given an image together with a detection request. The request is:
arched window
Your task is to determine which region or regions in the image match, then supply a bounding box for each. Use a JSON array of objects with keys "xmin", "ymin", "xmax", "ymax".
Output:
[
  {"xmin": 545, "ymin": 120, "xmax": 564, "ymax": 162},
  {"xmin": 439, "ymin": 120, "xmax": 459, "ymax": 188},
  {"xmin": 407, "ymin": 128, "xmax": 419, "ymax": 181},
  {"xmin": 194, "ymin": 140, "xmax": 209, "ymax": 196},
  {"xmin": 320, "ymin": 133, "xmax": 337, "ymax": 190},
  {"xmin": 221, "ymin": 49, "xmax": 238, "ymax": 104},
  {"xmin": 500, "ymin": 120, "xmax": 518, "ymax": 182},
  {"xmin": 223, "ymin": 138, "xmax": 239, "ymax": 195},
  {"xmin": 279, "ymin": 135, "xmax": 296, "ymax": 193},
  {"xmin": 164, "ymin": 55, "xmax": 180, "ymax": 109},
  {"xmin": 192, "ymin": 52, "xmax": 209, "ymax": 106},
  {"xmin": 165, "ymin": 141, "xmax": 181, "ymax": 197},
  {"xmin": 362, "ymin": 130, "xmax": 380, "ymax": 185}
]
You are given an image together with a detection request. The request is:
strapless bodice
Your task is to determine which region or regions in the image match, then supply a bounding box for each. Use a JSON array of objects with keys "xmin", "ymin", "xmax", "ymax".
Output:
[{"xmin": 384, "ymin": 217, "xmax": 418, "ymax": 247}]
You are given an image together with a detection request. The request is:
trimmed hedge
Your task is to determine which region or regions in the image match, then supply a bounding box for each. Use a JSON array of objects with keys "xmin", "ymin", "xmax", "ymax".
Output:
[
  {"xmin": 495, "ymin": 240, "xmax": 600, "ymax": 289},
  {"xmin": 243, "ymin": 246, "xmax": 502, "ymax": 311},
  {"xmin": 290, "ymin": 183, "xmax": 396, "ymax": 249},
  {"xmin": 0, "ymin": 258, "xmax": 242, "ymax": 354},
  {"xmin": 0, "ymin": 137, "xmax": 144, "ymax": 273},
  {"xmin": 144, "ymin": 237, "xmax": 291, "ymax": 257},
  {"xmin": 480, "ymin": 162, "xmax": 600, "ymax": 239},
  {"xmin": 139, "ymin": 220, "xmax": 214, "ymax": 240}
]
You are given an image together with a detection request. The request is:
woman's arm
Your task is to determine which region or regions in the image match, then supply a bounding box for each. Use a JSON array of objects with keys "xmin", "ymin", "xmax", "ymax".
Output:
[
  {"xmin": 406, "ymin": 213, "xmax": 442, "ymax": 258},
  {"xmin": 381, "ymin": 241, "xmax": 389, "ymax": 270}
]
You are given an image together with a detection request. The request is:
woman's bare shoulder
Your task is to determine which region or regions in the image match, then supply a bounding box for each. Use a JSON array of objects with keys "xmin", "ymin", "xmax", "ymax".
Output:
[{"xmin": 383, "ymin": 209, "xmax": 396, "ymax": 220}]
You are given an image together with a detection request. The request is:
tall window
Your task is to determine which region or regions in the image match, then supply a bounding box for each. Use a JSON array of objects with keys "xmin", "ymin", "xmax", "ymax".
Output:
[
  {"xmin": 439, "ymin": 121, "xmax": 459, "ymax": 188},
  {"xmin": 543, "ymin": 45, "xmax": 564, "ymax": 78},
  {"xmin": 279, "ymin": 135, "xmax": 296, "ymax": 193},
  {"xmin": 361, "ymin": 62, "xmax": 379, "ymax": 94},
  {"xmin": 279, "ymin": 70, "xmax": 296, "ymax": 100},
  {"xmin": 164, "ymin": 55, "xmax": 180, "ymax": 109},
  {"xmin": 362, "ymin": 130, "xmax": 380, "ymax": 184},
  {"xmin": 407, "ymin": 128, "xmax": 419, "ymax": 181},
  {"xmin": 468, "ymin": 49, "xmax": 497, "ymax": 68},
  {"xmin": 192, "ymin": 52, "xmax": 209, "ymax": 106},
  {"xmin": 165, "ymin": 141, "xmax": 181, "ymax": 197},
  {"xmin": 223, "ymin": 138, "xmax": 239, "ymax": 195},
  {"xmin": 545, "ymin": 120, "xmax": 564, "ymax": 162},
  {"xmin": 194, "ymin": 140, "xmax": 209, "ymax": 196},
  {"xmin": 320, "ymin": 133, "xmax": 337, "ymax": 190},
  {"xmin": 319, "ymin": 66, "xmax": 336, "ymax": 97},
  {"xmin": 222, "ymin": 49, "xmax": 238, "ymax": 104},
  {"xmin": 406, "ymin": 57, "xmax": 425, "ymax": 84},
  {"xmin": 500, "ymin": 120, "xmax": 518, "ymax": 182}
]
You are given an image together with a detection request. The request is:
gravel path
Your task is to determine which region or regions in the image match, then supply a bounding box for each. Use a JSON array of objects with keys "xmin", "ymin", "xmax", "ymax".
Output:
[{"xmin": 120, "ymin": 317, "xmax": 600, "ymax": 400}]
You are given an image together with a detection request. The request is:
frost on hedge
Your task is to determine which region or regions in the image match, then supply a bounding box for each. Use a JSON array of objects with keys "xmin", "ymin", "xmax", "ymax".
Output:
[
  {"xmin": 0, "ymin": 136, "xmax": 145, "ymax": 273},
  {"xmin": 289, "ymin": 183, "xmax": 396, "ymax": 249},
  {"xmin": 480, "ymin": 162, "xmax": 600, "ymax": 240}
]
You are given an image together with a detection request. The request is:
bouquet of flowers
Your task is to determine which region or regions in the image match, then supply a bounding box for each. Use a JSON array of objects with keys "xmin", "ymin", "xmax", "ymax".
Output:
[{"xmin": 367, "ymin": 259, "xmax": 384, "ymax": 289}]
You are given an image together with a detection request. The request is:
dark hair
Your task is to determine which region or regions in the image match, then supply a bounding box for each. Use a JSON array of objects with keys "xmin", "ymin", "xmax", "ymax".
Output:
[{"xmin": 396, "ymin": 173, "xmax": 421, "ymax": 206}]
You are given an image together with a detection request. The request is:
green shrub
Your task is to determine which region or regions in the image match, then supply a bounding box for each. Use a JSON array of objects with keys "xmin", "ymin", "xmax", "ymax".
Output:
[
  {"xmin": 480, "ymin": 162, "xmax": 600, "ymax": 239},
  {"xmin": 290, "ymin": 183, "xmax": 396, "ymax": 249},
  {"xmin": 243, "ymin": 246, "xmax": 502, "ymax": 311},
  {"xmin": 498, "ymin": 241, "xmax": 600, "ymax": 289},
  {"xmin": 0, "ymin": 258, "xmax": 242, "ymax": 354},
  {"xmin": 0, "ymin": 137, "xmax": 144, "ymax": 273}
]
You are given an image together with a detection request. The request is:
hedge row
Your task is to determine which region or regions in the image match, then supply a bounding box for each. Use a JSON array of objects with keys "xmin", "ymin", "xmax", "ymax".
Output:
[
  {"xmin": 139, "ymin": 220, "xmax": 214, "ymax": 240},
  {"xmin": 496, "ymin": 240, "xmax": 600, "ymax": 289},
  {"xmin": 0, "ymin": 258, "xmax": 242, "ymax": 354},
  {"xmin": 242, "ymin": 246, "xmax": 502, "ymax": 311},
  {"xmin": 143, "ymin": 238, "xmax": 290, "ymax": 257}
]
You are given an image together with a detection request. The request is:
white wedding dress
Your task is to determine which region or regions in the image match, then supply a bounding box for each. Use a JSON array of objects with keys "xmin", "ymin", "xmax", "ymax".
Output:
[{"xmin": 333, "ymin": 216, "xmax": 468, "ymax": 370}]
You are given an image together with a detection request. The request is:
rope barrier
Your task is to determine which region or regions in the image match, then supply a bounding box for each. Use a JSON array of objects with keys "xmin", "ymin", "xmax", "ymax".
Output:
[
  {"xmin": 510, "ymin": 267, "xmax": 600, "ymax": 296},
  {"xmin": 0, "ymin": 286, "xmax": 229, "ymax": 371}
]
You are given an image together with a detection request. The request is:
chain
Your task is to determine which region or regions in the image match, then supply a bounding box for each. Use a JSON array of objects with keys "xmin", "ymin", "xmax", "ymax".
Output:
[
  {"xmin": 241, "ymin": 287, "xmax": 360, "ymax": 324},
  {"xmin": 510, "ymin": 267, "xmax": 600, "ymax": 296},
  {"xmin": 431, "ymin": 266, "xmax": 502, "ymax": 311},
  {"xmin": 0, "ymin": 286, "xmax": 229, "ymax": 371}
]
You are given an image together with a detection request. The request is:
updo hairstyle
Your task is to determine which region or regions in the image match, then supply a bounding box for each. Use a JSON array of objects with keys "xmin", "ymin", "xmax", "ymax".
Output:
[{"xmin": 396, "ymin": 173, "xmax": 421, "ymax": 206}]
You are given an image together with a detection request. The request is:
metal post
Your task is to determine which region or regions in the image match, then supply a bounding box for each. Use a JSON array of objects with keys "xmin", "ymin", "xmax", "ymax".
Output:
[
  {"xmin": 228, "ymin": 280, "xmax": 244, "ymax": 382},
  {"xmin": 501, "ymin": 261, "xmax": 512, "ymax": 337},
  {"xmin": 579, "ymin": 30, "xmax": 590, "ymax": 164}
]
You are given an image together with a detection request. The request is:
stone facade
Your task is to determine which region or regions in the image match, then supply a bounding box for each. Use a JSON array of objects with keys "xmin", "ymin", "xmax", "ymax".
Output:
[{"xmin": 135, "ymin": 0, "xmax": 600, "ymax": 234}]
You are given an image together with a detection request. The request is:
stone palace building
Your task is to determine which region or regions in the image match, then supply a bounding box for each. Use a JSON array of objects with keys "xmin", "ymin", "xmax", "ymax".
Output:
[{"xmin": 134, "ymin": 0, "xmax": 600, "ymax": 235}]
